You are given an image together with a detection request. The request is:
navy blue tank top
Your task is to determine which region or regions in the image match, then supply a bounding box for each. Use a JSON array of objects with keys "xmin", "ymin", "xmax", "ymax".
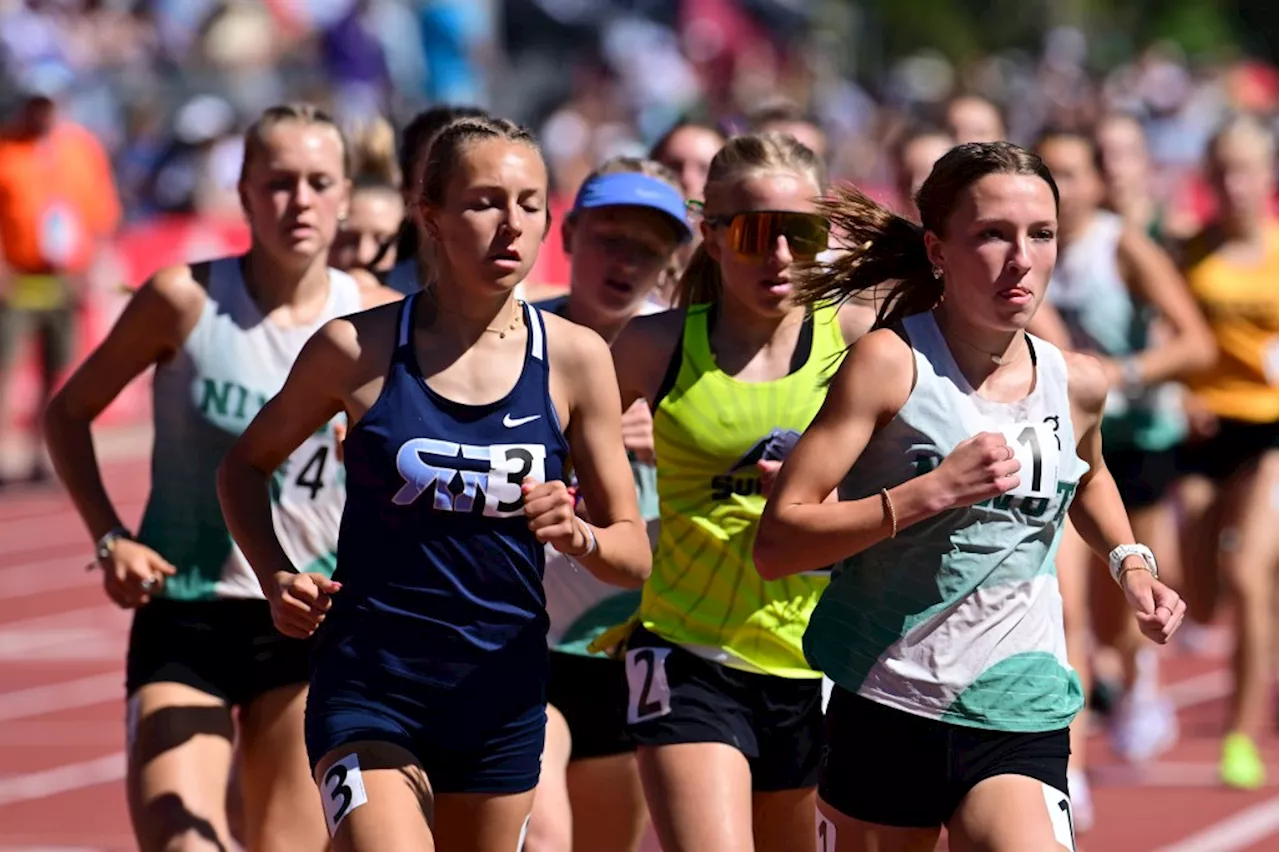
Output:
[{"xmin": 317, "ymin": 292, "xmax": 569, "ymax": 707}]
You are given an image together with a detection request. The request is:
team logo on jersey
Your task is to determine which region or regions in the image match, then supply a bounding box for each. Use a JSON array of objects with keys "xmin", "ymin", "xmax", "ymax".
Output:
[
  {"xmin": 709, "ymin": 428, "xmax": 802, "ymax": 500},
  {"xmin": 393, "ymin": 437, "xmax": 547, "ymax": 517}
]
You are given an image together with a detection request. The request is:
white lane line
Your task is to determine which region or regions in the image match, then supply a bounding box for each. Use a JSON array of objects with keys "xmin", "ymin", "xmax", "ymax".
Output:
[
  {"xmin": 1153, "ymin": 800, "xmax": 1279, "ymax": 852},
  {"xmin": 0, "ymin": 752, "xmax": 125, "ymax": 807},
  {"xmin": 0, "ymin": 673, "xmax": 124, "ymax": 723}
]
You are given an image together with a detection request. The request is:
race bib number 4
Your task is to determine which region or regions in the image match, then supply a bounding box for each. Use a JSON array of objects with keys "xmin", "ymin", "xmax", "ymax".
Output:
[{"xmin": 998, "ymin": 422, "xmax": 1060, "ymax": 500}]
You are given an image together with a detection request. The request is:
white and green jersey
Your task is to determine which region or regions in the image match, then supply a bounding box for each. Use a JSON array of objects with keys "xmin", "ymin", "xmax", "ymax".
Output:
[
  {"xmin": 804, "ymin": 311, "xmax": 1088, "ymax": 732},
  {"xmin": 543, "ymin": 460, "xmax": 657, "ymax": 655},
  {"xmin": 137, "ymin": 256, "xmax": 363, "ymax": 601}
]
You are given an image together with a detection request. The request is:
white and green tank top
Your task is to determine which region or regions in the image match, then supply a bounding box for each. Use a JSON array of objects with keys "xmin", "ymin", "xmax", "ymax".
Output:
[
  {"xmin": 804, "ymin": 311, "xmax": 1088, "ymax": 732},
  {"xmin": 1048, "ymin": 210, "xmax": 1185, "ymax": 452},
  {"xmin": 137, "ymin": 256, "xmax": 363, "ymax": 601},
  {"xmin": 538, "ymin": 293, "xmax": 658, "ymax": 656}
]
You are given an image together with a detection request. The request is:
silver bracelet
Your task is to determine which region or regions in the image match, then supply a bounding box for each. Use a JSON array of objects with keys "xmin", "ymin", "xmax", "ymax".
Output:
[{"xmin": 569, "ymin": 517, "xmax": 597, "ymax": 558}]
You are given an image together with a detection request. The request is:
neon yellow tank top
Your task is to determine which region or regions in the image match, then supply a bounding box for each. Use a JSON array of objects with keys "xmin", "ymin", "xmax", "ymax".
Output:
[{"xmin": 641, "ymin": 302, "xmax": 845, "ymax": 678}]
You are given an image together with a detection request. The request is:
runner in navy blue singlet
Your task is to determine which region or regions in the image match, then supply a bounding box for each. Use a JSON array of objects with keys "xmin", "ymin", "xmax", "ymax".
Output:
[{"xmin": 217, "ymin": 116, "xmax": 653, "ymax": 852}]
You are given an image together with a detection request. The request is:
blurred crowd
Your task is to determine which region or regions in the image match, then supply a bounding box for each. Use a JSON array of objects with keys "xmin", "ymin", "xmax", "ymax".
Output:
[
  {"xmin": 0, "ymin": 1, "xmax": 1277, "ymax": 839},
  {"xmin": 0, "ymin": 0, "xmax": 1274, "ymax": 237}
]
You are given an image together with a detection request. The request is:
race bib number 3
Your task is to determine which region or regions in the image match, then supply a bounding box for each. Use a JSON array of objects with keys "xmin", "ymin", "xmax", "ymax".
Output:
[
  {"xmin": 322, "ymin": 753, "xmax": 369, "ymax": 837},
  {"xmin": 999, "ymin": 422, "xmax": 1060, "ymax": 500}
]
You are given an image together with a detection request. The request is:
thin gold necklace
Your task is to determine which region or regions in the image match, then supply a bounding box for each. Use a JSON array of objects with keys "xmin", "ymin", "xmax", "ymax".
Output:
[
  {"xmin": 937, "ymin": 312, "xmax": 1022, "ymax": 366},
  {"xmin": 426, "ymin": 293, "xmax": 523, "ymax": 338},
  {"xmin": 950, "ymin": 333, "xmax": 1022, "ymax": 366}
]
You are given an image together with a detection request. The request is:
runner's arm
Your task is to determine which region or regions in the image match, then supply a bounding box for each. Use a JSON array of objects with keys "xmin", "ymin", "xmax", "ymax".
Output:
[
  {"xmin": 1063, "ymin": 351, "xmax": 1184, "ymax": 641},
  {"xmin": 561, "ymin": 326, "xmax": 652, "ymax": 588},
  {"xmin": 1113, "ymin": 227, "xmax": 1216, "ymax": 385},
  {"xmin": 755, "ymin": 329, "xmax": 941, "ymax": 578},
  {"xmin": 44, "ymin": 265, "xmax": 205, "ymax": 542}
]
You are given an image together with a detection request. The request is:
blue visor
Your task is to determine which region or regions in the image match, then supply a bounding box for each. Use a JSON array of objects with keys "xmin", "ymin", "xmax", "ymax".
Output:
[{"xmin": 571, "ymin": 172, "xmax": 693, "ymax": 243}]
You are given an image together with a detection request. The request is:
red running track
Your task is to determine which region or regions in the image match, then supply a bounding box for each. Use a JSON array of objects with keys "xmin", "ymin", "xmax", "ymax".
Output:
[{"xmin": 0, "ymin": 456, "xmax": 1275, "ymax": 851}]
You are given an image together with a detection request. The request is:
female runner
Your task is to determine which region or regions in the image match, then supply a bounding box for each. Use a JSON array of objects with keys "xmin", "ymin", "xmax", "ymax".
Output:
[
  {"xmin": 608, "ymin": 131, "xmax": 874, "ymax": 852},
  {"xmin": 1175, "ymin": 116, "xmax": 1279, "ymax": 790},
  {"xmin": 526, "ymin": 156, "xmax": 692, "ymax": 852},
  {"xmin": 755, "ymin": 141, "xmax": 1185, "ymax": 852},
  {"xmin": 1029, "ymin": 127, "xmax": 1214, "ymax": 823},
  {"xmin": 329, "ymin": 116, "xmax": 406, "ymax": 278},
  {"xmin": 43, "ymin": 102, "xmax": 397, "ymax": 852},
  {"xmin": 216, "ymin": 115, "xmax": 653, "ymax": 852}
]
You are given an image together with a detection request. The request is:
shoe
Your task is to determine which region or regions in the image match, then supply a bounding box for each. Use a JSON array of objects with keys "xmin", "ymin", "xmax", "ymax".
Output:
[
  {"xmin": 1220, "ymin": 732, "xmax": 1266, "ymax": 790},
  {"xmin": 1109, "ymin": 691, "xmax": 1179, "ymax": 763}
]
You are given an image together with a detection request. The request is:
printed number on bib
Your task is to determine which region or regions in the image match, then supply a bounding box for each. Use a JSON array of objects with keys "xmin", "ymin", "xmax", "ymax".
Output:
[
  {"xmin": 1041, "ymin": 782, "xmax": 1076, "ymax": 851},
  {"xmin": 816, "ymin": 812, "xmax": 837, "ymax": 852},
  {"xmin": 294, "ymin": 444, "xmax": 330, "ymax": 500},
  {"xmin": 625, "ymin": 647, "xmax": 673, "ymax": 724},
  {"xmin": 998, "ymin": 422, "xmax": 1060, "ymax": 500},
  {"xmin": 322, "ymin": 754, "xmax": 369, "ymax": 837}
]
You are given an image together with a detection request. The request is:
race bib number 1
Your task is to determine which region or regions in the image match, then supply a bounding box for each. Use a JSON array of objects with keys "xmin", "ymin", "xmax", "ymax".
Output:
[{"xmin": 998, "ymin": 422, "xmax": 1060, "ymax": 500}]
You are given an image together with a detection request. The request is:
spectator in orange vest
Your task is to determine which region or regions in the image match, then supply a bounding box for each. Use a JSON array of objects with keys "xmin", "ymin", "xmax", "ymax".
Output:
[{"xmin": 0, "ymin": 80, "xmax": 121, "ymax": 486}]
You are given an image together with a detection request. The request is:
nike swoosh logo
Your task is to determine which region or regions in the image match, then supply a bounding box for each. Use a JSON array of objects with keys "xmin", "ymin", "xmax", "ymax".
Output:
[{"xmin": 503, "ymin": 414, "xmax": 541, "ymax": 428}]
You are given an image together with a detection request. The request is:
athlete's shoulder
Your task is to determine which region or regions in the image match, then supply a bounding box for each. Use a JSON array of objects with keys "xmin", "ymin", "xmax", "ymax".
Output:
[
  {"xmin": 834, "ymin": 300, "xmax": 876, "ymax": 345},
  {"xmin": 614, "ymin": 307, "xmax": 688, "ymax": 358},
  {"xmin": 541, "ymin": 307, "xmax": 610, "ymax": 367},
  {"xmin": 344, "ymin": 267, "xmax": 404, "ymax": 309},
  {"xmin": 138, "ymin": 262, "xmax": 212, "ymax": 321},
  {"xmin": 1061, "ymin": 349, "xmax": 1110, "ymax": 414},
  {"xmin": 314, "ymin": 298, "xmax": 401, "ymax": 365}
]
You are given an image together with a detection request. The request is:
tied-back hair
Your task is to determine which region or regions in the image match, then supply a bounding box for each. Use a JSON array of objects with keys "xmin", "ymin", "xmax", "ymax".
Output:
[
  {"xmin": 417, "ymin": 116, "xmax": 545, "ymax": 287},
  {"xmin": 240, "ymin": 102, "xmax": 348, "ymax": 182},
  {"xmin": 420, "ymin": 115, "xmax": 542, "ymax": 207},
  {"xmin": 792, "ymin": 141, "xmax": 1059, "ymax": 329},
  {"xmin": 676, "ymin": 131, "xmax": 826, "ymax": 307},
  {"xmin": 348, "ymin": 115, "xmax": 402, "ymax": 191}
]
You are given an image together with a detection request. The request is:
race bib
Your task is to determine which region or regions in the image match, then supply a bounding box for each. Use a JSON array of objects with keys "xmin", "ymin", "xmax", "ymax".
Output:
[{"xmin": 998, "ymin": 422, "xmax": 1060, "ymax": 500}]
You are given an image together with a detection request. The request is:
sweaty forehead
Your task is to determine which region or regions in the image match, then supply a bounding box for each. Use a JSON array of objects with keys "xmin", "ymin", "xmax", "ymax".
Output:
[
  {"xmin": 952, "ymin": 174, "xmax": 1057, "ymax": 224},
  {"xmin": 718, "ymin": 170, "xmax": 818, "ymax": 213},
  {"xmin": 451, "ymin": 139, "xmax": 547, "ymax": 191},
  {"xmin": 259, "ymin": 122, "xmax": 345, "ymax": 172}
]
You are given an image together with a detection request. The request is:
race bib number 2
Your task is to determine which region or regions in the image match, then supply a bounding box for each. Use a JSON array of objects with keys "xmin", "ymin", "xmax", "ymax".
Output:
[{"xmin": 998, "ymin": 422, "xmax": 1060, "ymax": 500}]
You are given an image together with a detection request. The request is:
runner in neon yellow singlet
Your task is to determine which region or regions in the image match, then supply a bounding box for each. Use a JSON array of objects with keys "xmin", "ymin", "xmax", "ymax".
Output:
[{"xmin": 610, "ymin": 131, "xmax": 874, "ymax": 851}]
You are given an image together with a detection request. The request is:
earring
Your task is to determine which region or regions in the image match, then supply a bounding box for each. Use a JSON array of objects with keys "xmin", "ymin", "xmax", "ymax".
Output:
[{"xmin": 932, "ymin": 267, "xmax": 943, "ymax": 279}]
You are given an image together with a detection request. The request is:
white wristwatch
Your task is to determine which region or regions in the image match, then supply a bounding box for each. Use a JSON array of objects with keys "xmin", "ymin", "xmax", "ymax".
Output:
[{"xmin": 1109, "ymin": 544, "xmax": 1158, "ymax": 586}]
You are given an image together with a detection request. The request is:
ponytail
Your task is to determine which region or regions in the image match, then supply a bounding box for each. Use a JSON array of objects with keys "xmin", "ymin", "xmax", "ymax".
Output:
[{"xmin": 793, "ymin": 185, "xmax": 938, "ymax": 328}]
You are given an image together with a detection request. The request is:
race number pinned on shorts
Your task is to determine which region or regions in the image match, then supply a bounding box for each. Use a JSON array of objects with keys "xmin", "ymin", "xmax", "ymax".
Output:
[
  {"xmin": 1041, "ymin": 782, "xmax": 1077, "ymax": 851},
  {"xmin": 625, "ymin": 646, "xmax": 673, "ymax": 724},
  {"xmin": 999, "ymin": 422, "xmax": 1060, "ymax": 500},
  {"xmin": 816, "ymin": 811, "xmax": 837, "ymax": 852},
  {"xmin": 322, "ymin": 753, "xmax": 369, "ymax": 837}
]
